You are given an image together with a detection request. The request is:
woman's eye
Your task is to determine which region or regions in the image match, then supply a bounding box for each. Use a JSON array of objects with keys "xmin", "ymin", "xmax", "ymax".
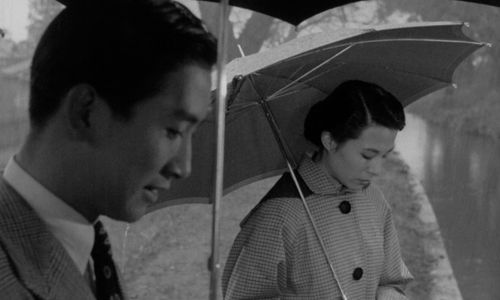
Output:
[
  {"xmin": 362, "ymin": 154, "xmax": 374, "ymax": 160},
  {"xmin": 165, "ymin": 128, "xmax": 182, "ymax": 140}
]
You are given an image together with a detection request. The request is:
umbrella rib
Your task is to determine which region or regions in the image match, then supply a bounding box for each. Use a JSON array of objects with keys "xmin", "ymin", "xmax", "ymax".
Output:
[
  {"xmin": 331, "ymin": 37, "xmax": 483, "ymax": 50},
  {"xmin": 230, "ymin": 38, "xmax": 482, "ymax": 105},
  {"xmin": 289, "ymin": 38, "xmax": 483, "ymax": 61},
  {"xmin": 266, "ymin": 45, "xmax": 354, "ymax": 100},
  {"xmin": 256, "ymin": 59, "xmax": 462, "ymax": 104},
  {"xmin": 349, "ymin": 37, "xmax": 484, "ymax": 47},
  {"xmin": 268, "ymin": 68, "xmax": 336, "ymax": 100}
]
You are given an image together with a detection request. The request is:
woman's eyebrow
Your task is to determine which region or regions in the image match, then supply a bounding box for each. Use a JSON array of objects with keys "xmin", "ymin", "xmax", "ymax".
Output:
[{"xmin": 363, "ymin": 147, "xmax": 395, "ymax": 154}]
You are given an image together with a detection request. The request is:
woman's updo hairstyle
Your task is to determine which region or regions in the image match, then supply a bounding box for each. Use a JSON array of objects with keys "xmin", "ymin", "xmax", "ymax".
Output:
[{"xmin": 304, "ymin": 80, "xmax": 405, "ymax": 148}]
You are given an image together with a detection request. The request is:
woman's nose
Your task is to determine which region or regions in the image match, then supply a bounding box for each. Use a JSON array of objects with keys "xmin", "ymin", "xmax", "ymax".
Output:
[{"xmin": 367, "ymin": 158, "xmax": 382, "ymax": 176}]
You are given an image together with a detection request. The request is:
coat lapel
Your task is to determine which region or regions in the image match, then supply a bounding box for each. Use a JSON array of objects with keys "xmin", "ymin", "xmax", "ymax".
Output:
[{"xmin": 0, "ymin": 177, "xmax": 95, "ymax": 300}]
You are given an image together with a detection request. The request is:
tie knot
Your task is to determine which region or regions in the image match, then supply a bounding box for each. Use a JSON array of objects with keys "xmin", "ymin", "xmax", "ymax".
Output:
[{"xmin": 92, "ymin": 220, "xmax": 112, "ymax": 257}]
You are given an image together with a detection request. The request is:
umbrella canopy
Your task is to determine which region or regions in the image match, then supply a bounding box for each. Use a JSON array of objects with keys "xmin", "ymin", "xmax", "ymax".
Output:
[
  {"xmin": 457, "ymin": 0, "xmax": 500, "ymax": 6},
  {"xmin": 197, "ymin": 0, "xmax": 500, "ymax": 25},
  {"xmin": 53, "ymin": 1, "xmax": 500, "ymax": 26},
  {"xmin": 53, "ymin": 0, "xmax": 360, "ymax": 25},
  {"xmin": 197, "ymin": 0, "xmax": 361, "ymax": 26},
  {"xmin": 151, "ymin": 21, "xmax": 484, "ymax": 209}
]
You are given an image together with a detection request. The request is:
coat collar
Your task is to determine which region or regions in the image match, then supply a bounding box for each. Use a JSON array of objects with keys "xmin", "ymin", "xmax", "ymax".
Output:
[
  {"xmin": 0, "ymin": 177, "xmax": 95, "ymax": 300},
  {"xmin": 298, "ymin": 154, "xmax": 355, "ymax": 196}
]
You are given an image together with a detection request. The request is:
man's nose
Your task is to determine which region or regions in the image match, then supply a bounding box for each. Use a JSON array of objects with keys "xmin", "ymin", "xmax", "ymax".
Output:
[{"xmin": 162, "ymin": 138, "xmax": 192, "ymax": 179}]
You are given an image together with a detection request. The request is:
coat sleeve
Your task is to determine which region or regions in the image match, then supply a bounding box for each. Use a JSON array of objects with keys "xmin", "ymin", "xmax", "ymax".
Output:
[
  {"xmin": 376, "ymin": 205, "xmax": 413, "ymax": 300},
  {"xmin": 222, "ymin": 199, "xmax": 300, "ymax": 300}
]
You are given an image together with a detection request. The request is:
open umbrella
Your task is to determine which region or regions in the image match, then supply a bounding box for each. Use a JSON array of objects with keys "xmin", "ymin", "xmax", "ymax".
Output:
[
  {"xmin": 55, "ymin": 1, "xmax": 500, "ymax": 25},
  {"xmin": 153, "ymin": 21, "xmax": 484, "ymax": 208}
]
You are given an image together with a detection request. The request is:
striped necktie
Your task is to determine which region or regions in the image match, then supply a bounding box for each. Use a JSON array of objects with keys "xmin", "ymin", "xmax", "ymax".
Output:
[{"xmin": 92, "ymin": 220, "xmax": 123, "ymax": 300}]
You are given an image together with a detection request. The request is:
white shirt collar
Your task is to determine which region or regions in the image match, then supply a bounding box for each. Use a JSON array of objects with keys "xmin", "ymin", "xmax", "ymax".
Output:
[{"xmin": 3, "ymin": 156, "xmax": 94, "ymax": 274}]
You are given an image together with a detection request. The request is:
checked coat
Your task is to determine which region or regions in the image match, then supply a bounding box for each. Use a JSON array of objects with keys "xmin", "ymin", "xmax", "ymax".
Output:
[{"xmin": 222, "ymin": 156, "xmax": 413, "ymax": 299}]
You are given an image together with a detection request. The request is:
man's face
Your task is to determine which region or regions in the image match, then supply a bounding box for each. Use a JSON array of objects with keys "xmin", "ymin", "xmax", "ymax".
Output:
[
  {"xmin": 94, "ymin": 64, "xmax": 211, "ymax": 222},
  {"xmin": 324, "ymin": 125, "xmax": 397, "ymax": 191}
]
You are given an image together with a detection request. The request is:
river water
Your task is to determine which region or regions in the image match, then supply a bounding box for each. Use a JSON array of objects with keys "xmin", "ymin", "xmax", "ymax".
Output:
[{"xmin": 396, "ymin": 113, "xmax": 500, "ymax": 300}]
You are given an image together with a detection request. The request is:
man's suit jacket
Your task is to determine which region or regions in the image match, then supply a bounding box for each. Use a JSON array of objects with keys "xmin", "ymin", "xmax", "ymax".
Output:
[{"xmin": 0, "ymin": 176, "xmax": 97, "ymax": 299}]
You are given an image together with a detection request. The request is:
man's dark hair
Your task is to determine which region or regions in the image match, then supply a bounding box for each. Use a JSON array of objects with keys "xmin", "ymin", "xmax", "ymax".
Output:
[
  {"xmin": 304, "ymin": 80, "xmax": 405, "ymax": 147},
  {"xmin": 29, "ymin": 0, "xmax": 217, "ymax": 128}
]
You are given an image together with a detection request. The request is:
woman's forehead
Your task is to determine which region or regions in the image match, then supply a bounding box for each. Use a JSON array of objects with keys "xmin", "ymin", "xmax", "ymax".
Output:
[{"xmin": 350, "ymin": 125, "xmax": 398, "ymax": 149}]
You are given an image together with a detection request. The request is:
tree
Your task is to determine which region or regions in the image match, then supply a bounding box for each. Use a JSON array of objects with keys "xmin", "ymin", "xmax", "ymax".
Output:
[
  {"xmin": 198, "ymin": 3, "xmax": 274, "ymax": 61},
  {"xmin": 25, "ymin": 0, "xmax": 63, "ymax": 56}
]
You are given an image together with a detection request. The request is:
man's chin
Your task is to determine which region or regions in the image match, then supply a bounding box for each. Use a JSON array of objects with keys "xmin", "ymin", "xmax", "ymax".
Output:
[
  {"xmin": 107, "ymin": 205, "xmax": 148, "ymax": 224},
  {"xmin": 127, "ymin": 207, "xmax": 149, "ymax": 223}
]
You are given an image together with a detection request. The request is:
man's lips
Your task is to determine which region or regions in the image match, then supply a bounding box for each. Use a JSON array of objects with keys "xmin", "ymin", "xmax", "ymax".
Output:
[
  {"xmin": 143, "ymin": 182, "xmax": 171, "ymax": 202},
  {"xmin": 145, "ymin": 181, "xmax": 171, "ymax": 192},
  {"xmin": 143, "ymin": 188, "xmax": 159, "ymax": 204}
]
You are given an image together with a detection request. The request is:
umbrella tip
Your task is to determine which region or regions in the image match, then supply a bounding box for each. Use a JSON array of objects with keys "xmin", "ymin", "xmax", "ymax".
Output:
[
  {"xmin": 452, "ymin": 83, "xmax": 458, "ymax": 89},
  {"xmin": 485, "ymin": 42, "xmax": 493, "ymax": 48},
  {"xmin": 463, "ymin": 22, "xmax": 470, "ymax": 28}
]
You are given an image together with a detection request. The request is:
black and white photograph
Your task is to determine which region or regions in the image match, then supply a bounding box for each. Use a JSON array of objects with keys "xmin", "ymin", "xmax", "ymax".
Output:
[{"xmin": 1, "ymin": 0, "xmax": 499, "ymax": 299}]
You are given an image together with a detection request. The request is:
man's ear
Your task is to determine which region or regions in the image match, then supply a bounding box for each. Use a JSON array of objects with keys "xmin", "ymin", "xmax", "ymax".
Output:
[
  {"xmin": 64, "ymin": 84, "xmax": 102, "ymax": 142},
  {"xmin": 320, "ymin": 131, "xmax": 337, "ymax": 152}
]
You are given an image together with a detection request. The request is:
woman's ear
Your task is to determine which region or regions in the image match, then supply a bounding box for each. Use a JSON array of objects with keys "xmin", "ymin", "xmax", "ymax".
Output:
[{"xmin": 320, "ymin": 131, "xmax": 337, "ymax": 152}]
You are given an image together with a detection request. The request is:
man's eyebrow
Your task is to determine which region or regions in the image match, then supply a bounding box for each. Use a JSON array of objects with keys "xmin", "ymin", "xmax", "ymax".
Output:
[{"xmin": 171, "ymin": 109, "xmax": 200, "ymax": 124}]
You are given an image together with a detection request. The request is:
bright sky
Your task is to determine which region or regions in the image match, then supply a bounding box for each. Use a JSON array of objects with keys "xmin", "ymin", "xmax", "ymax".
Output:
[{"xmin": 0, "ymin": 0, "xmax": 29, "ymax": 42}]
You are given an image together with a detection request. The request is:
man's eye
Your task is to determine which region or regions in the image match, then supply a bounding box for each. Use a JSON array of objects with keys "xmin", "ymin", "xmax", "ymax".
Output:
[{"xmin": 166, "ymin": 128, "xmax": 182, "ymax": 140}]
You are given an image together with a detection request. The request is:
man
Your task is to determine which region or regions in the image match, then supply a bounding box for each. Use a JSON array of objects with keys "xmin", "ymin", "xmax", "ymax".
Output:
[{"xmin": 0, "ymin": 0, "xmax": 216, "ymax": 299}]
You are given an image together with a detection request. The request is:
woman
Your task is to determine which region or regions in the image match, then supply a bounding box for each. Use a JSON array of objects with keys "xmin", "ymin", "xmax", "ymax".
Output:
[{"xmin": 222, "ymin": 80, "xmax": 413, "ymax": 299}]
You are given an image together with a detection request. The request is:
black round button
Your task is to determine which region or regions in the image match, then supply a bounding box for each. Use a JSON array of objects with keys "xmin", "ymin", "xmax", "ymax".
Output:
[
  {"xmin": 338, "ymin": 201, "xmax": 351, "ymax": 214},
  {"xmin": 352, "ymin": 267, "xmax": 363, "ymax": 280}
]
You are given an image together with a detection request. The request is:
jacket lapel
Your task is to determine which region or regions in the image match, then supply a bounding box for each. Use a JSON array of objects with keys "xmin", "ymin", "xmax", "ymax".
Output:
[{"xmin": 0, "ymin": 177, "xmax": 95, "ymax": 300}]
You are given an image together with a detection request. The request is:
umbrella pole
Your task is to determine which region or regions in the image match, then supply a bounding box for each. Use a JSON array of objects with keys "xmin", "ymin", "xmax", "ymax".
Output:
[
  {"xmin": 285, "ymin": 161, "xmax": 348, "ymax": 300},
  {"xmin": 256, "ymin": 96, "xmax": 348, "ymax": 300},
  {"xmin": 209, "ymin": 0, "xmax": 230, "ymax": 299}
]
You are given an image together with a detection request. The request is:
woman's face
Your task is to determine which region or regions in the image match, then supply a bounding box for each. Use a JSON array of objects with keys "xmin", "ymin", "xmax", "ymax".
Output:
[{"xmin": 321, "ymin": 125, "xmax": 398, "ymax": 190}]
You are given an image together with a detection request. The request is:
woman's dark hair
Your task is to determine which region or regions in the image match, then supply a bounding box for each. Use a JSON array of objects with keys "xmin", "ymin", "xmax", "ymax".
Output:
[
  {"xmin": 304, "ymin": 80, "xmax": 405, "ymax": 148},
  {"xmin": 29, "ymin": 0, "xmax": 217, "ymax": 128}
]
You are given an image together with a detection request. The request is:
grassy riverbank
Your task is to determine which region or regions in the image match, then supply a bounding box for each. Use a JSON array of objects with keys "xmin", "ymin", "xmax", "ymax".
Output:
[{"xmin": 104, "ymin": 152, "xmax": 458, "ymax": 299}]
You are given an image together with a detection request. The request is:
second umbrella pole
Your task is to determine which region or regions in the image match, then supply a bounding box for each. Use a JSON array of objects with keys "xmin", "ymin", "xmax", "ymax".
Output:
[{"xmin": 209, "ymin": 0, "xmax": 230, "ymax": 299}]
